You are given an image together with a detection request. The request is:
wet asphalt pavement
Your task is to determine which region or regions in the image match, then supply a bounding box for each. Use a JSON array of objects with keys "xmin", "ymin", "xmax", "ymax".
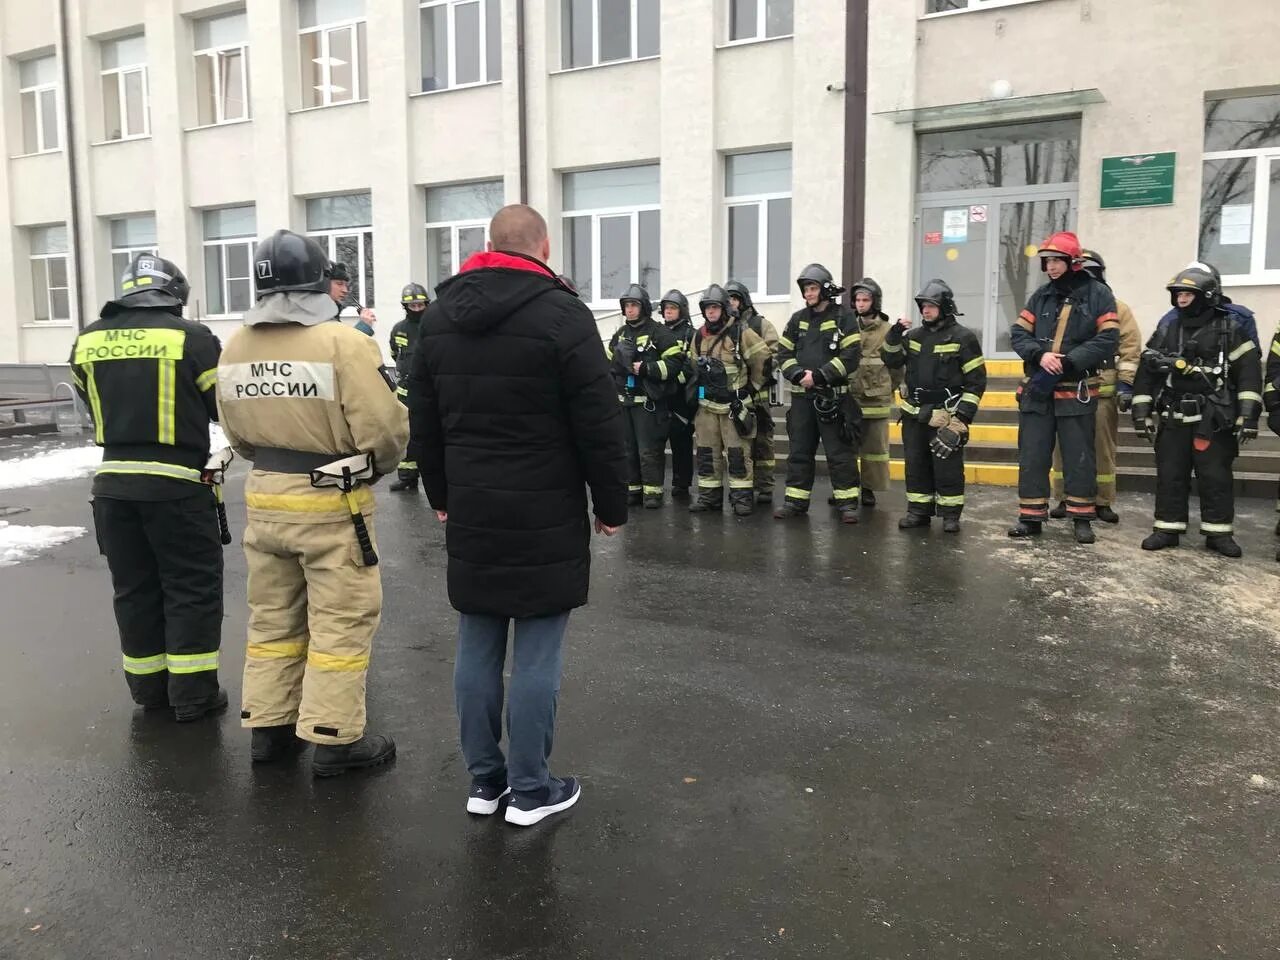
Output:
[{"xmin": 3, "ymin": 441, "xmax": 1280, "ymax": 959}]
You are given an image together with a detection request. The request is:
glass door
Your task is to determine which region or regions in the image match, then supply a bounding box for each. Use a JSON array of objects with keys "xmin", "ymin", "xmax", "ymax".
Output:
[
  {"xmin": 916, "ymin": 204, "xmax": 990, "ymax": 348},
  {"xmin": 992, "ymin": 196, "xmax": 1075, "ymax": 355}
]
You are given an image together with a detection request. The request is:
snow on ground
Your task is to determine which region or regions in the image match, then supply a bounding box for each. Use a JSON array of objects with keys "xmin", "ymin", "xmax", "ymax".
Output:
[
  {"xmin": 0, "ymin": 445, "xmax": 101, "ymax": 490},
  {"xmin": 0, "ymin": 520, "xmax": 86, "ymax": 566}
]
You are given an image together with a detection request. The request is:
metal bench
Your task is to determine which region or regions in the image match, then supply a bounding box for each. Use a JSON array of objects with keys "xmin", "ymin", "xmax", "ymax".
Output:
[{"xmin": 0, "ymin": 363, "xmax": 88, "ymax": 435}]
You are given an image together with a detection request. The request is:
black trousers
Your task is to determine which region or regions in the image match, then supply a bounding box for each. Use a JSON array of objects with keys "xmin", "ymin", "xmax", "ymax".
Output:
[
  {"xmin": 622, "ymin": 403, "xmax": 671, "ymax": 496},
  {"xmin": 1154, "ymin": 423, "xmax": 1237, "ymax": 535},
  {"xmin": 92, "ymin": 493, "xmax": 224, "ymax": 707},
  {"xmin": 396, "ymin": 392, "xmax": 419, "ymax": 483},
  {"xmin": 901, "ymin": 417, "xmax": 966, "ymax": 518},
  {"xmin": 783, "ymin": 394, "xmax": 860, "ymax": 507},
  {"xmin": 669, "ymin": 409, "xmax": 694, "ymax": 492},
  {"xmin": 1018, "ymin": 409, "xmax": 1096, "ymax": 521}
]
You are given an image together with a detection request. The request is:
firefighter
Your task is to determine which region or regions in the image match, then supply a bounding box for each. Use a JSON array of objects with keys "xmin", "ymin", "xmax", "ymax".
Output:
[
  {"xmin": 659, "ymin": 289, "xmax": 696, "ymax": 501},
  {"xmin": 883, "ymin": 280, "xmax": 986, "ymax": 532},
  {"xmin": 1048, "ymin": 249, "xmax": 1142, "ymax": 524},
  {"xmin": 774, "ymin": 263, "xmax": 864, "ymax": 524},
  {"xmin": 69, "ymin": 254, "xmax": 227, "ymax": 720},
  {"xmin": 1009, "ymin": 231, "xmax": 1119, "ymax": 544},
  {"xmin": 1266, "ymin": 321, "xmax": 1280, "ymax": 555},
  {"xmin": 725, "ymin": 281, "xmax": 780, "ymax": 505},
  {"xmin": 848, "ymin": 278, "xmax": 902, "ymax": 507},
  {"xmin": 217, "ymin": 230, "xmax": 409, "ymax": 775},
  {"xmin": 689, "ymin": 284, "xmax": 770, "ymax": 516},
  {"xmin": 1132, "ymin": 265, "xmax": 1261, "ymax": 557},
  {"xmin": 607, "ymin": 284, "xmax": 689, "ymax": 508},
  {"xmin": 388, "ymin": 282, "xmax": 430, "ymax": 492}
]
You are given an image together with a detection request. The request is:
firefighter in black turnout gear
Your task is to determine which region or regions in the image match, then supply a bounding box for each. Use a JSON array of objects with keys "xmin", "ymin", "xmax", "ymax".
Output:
[
  {"xmin": 1009, "ymin": 232, "xmax": 1119, "ymax": 544},
  {"xmin": 69, "ymin": 254, "xmax": 227, "ymax": 720},
  {"xmin": 884, "ymin": 280, "xmax": 986, "ymax": 533},
  {"xmin": 608, "ymin": 284, "xmax": 690, "ymax": 508},
  {"xmin": 388, "ymin": 282, "xmax": 429, "ymax": 491},
  {"xmin": 725, "ymin": 280, "xmax": 780, "ymax": 504},
  {"xmin": 659, "ymin": 289, "xmax": 696, "ymax": 500},
  {"xmin": 1133, "ymin": 266, "xmax": 1262, "ymax": 557},
  {"xmin": 774, "ymin": 264, "xmax": 864, "ymax": 523}
]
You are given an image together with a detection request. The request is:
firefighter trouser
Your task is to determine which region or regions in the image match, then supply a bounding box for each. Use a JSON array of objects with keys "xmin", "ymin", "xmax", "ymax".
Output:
[
  {"xmin": 901, "ymin": 416, "xmax": 966, "ymax": 518},
  {"xmin": 752, "ymin": 403, "xmax": 776, "ymax": 496},
  {"xmin": 1153, "ymin": 423, "xmax": 1237, "ymax": 536},
  {"xmin": 1018, "ymin": 408, "xmax": 1097, "ymax": 522},
  {"xmin": 1052, "ymin": 396, "xmax": 1117, "ymax": 506},
  {"xmin": 92, "ymin": 492, "xmax": 223, "ymax": 708},
  {"xmin": 669, "ymin": 409, "xmax": 694, "ymax": 492},
  {"xmin": 859, "ymin": 416, "xmax": 892, "ymax": 491},
  {"xmin": 241, "ymin": 517, "xmax": 382, "ymax": 745},
  {"xmin": 395, "ymin": 386, "xmax": 419, "ymax": 484},
  {"xmin": 782, "ymin": 394, "xmax": 861, "ymax": 509},
  {"xmin": 622, "ymin": 403, "xmax": 671, "ymax": 499},
  {"xmin": 694, "ymin": 407, "xmax": 754, "ymax": 504}
]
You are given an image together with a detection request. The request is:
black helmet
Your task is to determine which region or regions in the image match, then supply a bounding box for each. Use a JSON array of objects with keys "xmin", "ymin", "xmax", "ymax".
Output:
[
  {"xmin": 699, "ymin": 283, "xmax": 730, "ymax": 317},
  {"xmin": 253, "ymin": 230, "xmax": 330, "ymax": 299},
  {"xmin": 1166, "ymin": 265, "xmax": 1221, "ymax": 309},
  {"xmin": 724, "ymin": 280, "xmax": 754, "ymax": 312},
  {"xmin": 1078, "ymin": 249, "xmax": 1107, "ymax": 285},
  {"xmin": 851, "ymin": 277, "xmax": 883, "ymax": 315},
  {"xmin": 796, "ymin": 263, "xmax": 844, "ymax": 300},
  {"xmin": 914, "ymin": 279, "xmax": 959, "ymax": 320},
  {"xmin": 328, "ymin": 261, "xmax": 352, "ymax": 283},
  {"xmin": 659, "ymin": 289, "xmax": 690, "ymax": 321},
  {"xmin": 401, "ymin": 282, "xmax": 429, "ymax": 306},
  {"xmin": 619, "ymin": 283, "xmax": 652, "ymax": 318},
  {"xmin": 118, "ymin": 253, "xmax": 190, "ymax": 307}
]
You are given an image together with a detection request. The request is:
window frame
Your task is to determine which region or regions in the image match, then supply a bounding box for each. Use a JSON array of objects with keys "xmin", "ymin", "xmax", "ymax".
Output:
[
  {"xmin": 920, "ymin": 0, "xmax": 1050, "ymax": 18},
  {"xmin": 194, "ymin": 36, "xmax": 250, "ymax": 126},
  {"xmin": 561, "ymin": 0, "xmax": 659, "ymax": 71},
  {"xmin": 299, "ymin": 15, "xmax": 367, "ymax": 108},
  {"xmin": 724, "ymin": 0, "xmax": 794, "ymax": 45},
  {"xmin": 100, "ymin": 43, "xmax": 150, "ymax": 142},
  {"xmin": 201, "ymin": 210, "xmax": 257, "ymax": 319},
  {"xmin": 18, "ymin": 64, "xmax": 61, "ymax": 154},
  {"xmin": 1202, "ymin": 144, "xmax": 1280, "ymax": 284},
  {"xmin": 723, "ymin": 150, "xmax": 793, "ymax": 301},
  {"xmin": 560, "ymin": 201, "xmax": 661, "ymax": 312},
  {"xmin": 29, "ymin": 230, "xmax": 72, "ymax": 326},
  {"xmin": 418, "ymin": 0, "xmax": 501, "ymax": 93},
  {"xmin": 308, "ymin": 228, "xmax": 375, "ymax": 314}
]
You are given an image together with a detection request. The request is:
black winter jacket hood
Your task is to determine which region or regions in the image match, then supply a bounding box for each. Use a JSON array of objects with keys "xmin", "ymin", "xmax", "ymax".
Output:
[{"xmin": 434, "ymin": 250, "xmax": 561, "ymax": 337}]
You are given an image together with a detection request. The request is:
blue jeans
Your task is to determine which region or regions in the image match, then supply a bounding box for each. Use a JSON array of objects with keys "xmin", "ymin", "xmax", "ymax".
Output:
[{"xmin": 454, "ymin": 612, "xmax": 570, "ymax": 794}]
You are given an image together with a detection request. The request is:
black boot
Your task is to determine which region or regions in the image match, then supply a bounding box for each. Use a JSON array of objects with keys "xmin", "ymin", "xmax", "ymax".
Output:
[
  {"xmin": 388, "ymin": 477, "xmax": 418, "ymax": 492},
  {"xmin": 898, "ymin": 513, "xmax": 931, "ymax": 530},
  {"xmin": 838, "ymin": 505, "xmax": 859, "ymax": 525},
  {"xmin": 251, "ymin": 725, "xmax": 307, "ymax": 763},
  {"xmin": 1096, "ymin": 505, "xmax": 1120, "ymax": 524},
  {"xmin": 627, "ymin": 491, "xmax": 643, "ymax": 507},
  {"xmin": 942, "ymin": 516, "xmax": 961, "ymax": 534},
  {"xmin": 1049, "ymin": 501, "xmax": 1068, "ymax": 519},
  {"xmin": 861, "ymin": 489, "xmax": 876, "ymax": 508},
  {"xmin": 643, "ymin": 495, "xmax": 663, "ymax": 509},
  {"xmin": 174, "ymin": 688, "xmax": 228, "ymax": 723},
  {"xmin": 774, "ymin": 501, "xmax": 808, "ymax": 519},
  {"xmin": 1007, "ymin": 521, "xmax": 1043, "ymax": 538},
  {"xmin": 755, "ymin": 490, "xmax": 774, "ymax": 505},
  {"xmin": 672, "ymin": 487, "xmax": 691, "ymax": 502},
  {"xmin": 689, "ymin": 496, "xmax": 722, "ymax": 513},
  {"xmin": 1073, "ymin": 520, "xmax": 1096, "ymax": 544},
  {"xmin": 730, "ymin": 492, "xmax": 754, "ymax": 517},
  {"xmin": 1206, "ymin": 535, "xmax": 1242, "ymax": 558},
  {"xmin": 312, "ymin": 733, "xmax": 397, "ymax": 777},
  {"xmin": 1141, "ymin": 530, "xmax": 1179, "ymax": 551}
]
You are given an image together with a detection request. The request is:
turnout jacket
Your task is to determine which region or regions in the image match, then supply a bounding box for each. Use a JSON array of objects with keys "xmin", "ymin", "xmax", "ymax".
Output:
[
  {"xmin": 1264, "ymin": 324, "xmax": 1280, "ymax": 414},
  {"xmin": 851, "ymin": 312, "xmax": 903, "ymax": 418},
  {"xmin": 739, "ymin": 306, "xmax": 780, "ymax": 405},
  {"xmin": 606, "ymin": 315, "xmax": 689, "ymax": 406},
  {"xmin": 882, "ymin": 316, "xmax": 986, "ymax": 424},
  {"xmin": 69, "ymin": 301, "xmax": 221, "ymax": 499},
  {"xmin": 1011, "ymin": 271, "xmax": 1119, "ymax": 416},
  {"xmin": 690, "ymin": 319, "xmax": 770, "ymax": 415},
  {"xmin": 389, "ymin": 311, "xmax": 423, "ymax": 387},
  {"xmin": 1099, "ymin": 298, "xmax": 1143, "ymax": 396},
  {"xmin": 777, "ymin": 302, "xmax": 862, "ymax": 395}
]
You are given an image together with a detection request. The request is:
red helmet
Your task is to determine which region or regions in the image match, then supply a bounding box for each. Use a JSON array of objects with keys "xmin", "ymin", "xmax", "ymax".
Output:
[{"xmin": 1037, "ymin": 231, "xmax": 1082, "ymax": 268}]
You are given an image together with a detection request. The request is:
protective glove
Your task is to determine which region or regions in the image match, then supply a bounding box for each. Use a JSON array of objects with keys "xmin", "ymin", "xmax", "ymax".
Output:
[
  {"xmin": 1116, "ymin": 383, "xmax": 1134, "ymax": 414},
  {"xmin": 1133, "ymin": 414, "xmax": 1156, "ymax": 445},
  {"xmin": 929, "ymin": 420, "xmax": 969, "ymax": 460},
  {"xmin": 1025, "ymin": 368, "xmax": 1058, "ymax": 399},
  {"xmin": 884, "ymin": 321, "xmax": 905, "ymax": 346},
  {"xmin": 1236, "ymin": 419, "xmax": 1258, "ymax": 447}
]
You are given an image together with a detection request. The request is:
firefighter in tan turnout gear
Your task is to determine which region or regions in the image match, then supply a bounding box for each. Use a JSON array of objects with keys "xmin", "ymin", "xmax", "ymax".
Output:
[
  {"xmin": 217, "ymin": 230, "xmax": 409, "ymax": 776},
  {"xmin": 848, "ymin": 278, "xmax": 902, "ymax": 507}
]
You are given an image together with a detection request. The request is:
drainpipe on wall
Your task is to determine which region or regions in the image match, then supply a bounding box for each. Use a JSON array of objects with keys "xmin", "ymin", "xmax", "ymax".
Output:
[
  {"xmin": 516, "ymin": 0, "xmax": 528, "ymax": 203},
  {"xmin": 841, "ymin": 0, "xmax": 869, "ymax": 296},
  {"xmin": 58, "ymin": 0, "xmax": 87, "ymax": 331}
]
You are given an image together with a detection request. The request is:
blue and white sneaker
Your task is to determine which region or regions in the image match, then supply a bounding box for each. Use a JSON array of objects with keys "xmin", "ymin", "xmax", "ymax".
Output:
[
  {"xmin": 504, "ymin": 776, "xmax": 581, "ymax": 827},
  {"xmin": 466, "ymin": 780, "xmax": 512, "ymax": 816}
]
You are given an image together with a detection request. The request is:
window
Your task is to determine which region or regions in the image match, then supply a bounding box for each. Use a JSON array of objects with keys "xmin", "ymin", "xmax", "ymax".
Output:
[
  {"xmin": 101, "ymin": 34, "xmax": 149, "ymax": 140},
  {"xmin": 202, "ymin": 206, "xmax": 256, "ymax": 315},
  {"xmin": 29, "ymin": 225, "xmax": 71, "ymax": 324},
  {"xmin": 1200, "ymin": 93, "xmax": 1280, "ymax": 281},
  {"xmin": 725, "ymin": 150, "xmax": 791, "ymax": 298},
  {"xmin": 916, "ymin": 119, "xmax": 1080, "ymax": 192},
  {"xmin": 194, "ymin": 10, "xmax": 249, "ymax": 125},
  {"xmin": 420, "ymin": 0, "xmax": 502, "ymax": 92},
  {"xmin": 561, "ymin": 165, "xmax": 659, "ymax": 307},
  {"xmin": 561, "ymin": 0, "xmax": 659, "ymax": 69},
  {"xmin": 727, "ymin": 0, "xmax": 792, "ymax": 41},
  {"xmin": 307, "ymin": 193, "xmax": 374, "ymax": 311},
  {"xmin": 299, "ymin": 0, "xmax": 368, "ymax": 108},
  {"xmin": 18, "ymin": 56, "xmax": 60, "ymax": 154},
  {"xmin": 924, "ymin": 0, "xmax": 1044, "ymax": 13},
  {"xmin": 425, "ymin": 180, "xmax": 505, "ymax": 289},
  {"xmin": 110, "ymin": 215, "xmax": 159, "ymax": 288}
]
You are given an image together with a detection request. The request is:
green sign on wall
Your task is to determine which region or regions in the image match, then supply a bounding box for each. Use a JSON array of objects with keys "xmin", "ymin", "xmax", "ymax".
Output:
[{"xmin": 1100, "ymin": 152, "xmax": 1176, "ymax": 209}]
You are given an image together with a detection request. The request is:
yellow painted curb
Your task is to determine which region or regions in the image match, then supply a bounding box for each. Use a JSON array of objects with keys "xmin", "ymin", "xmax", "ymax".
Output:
[
  {"xmin": 986, "ymin": 359, "xmax": 1024, "ymax": 378},
  {"xmin": 888, "ymin": 460, "xmax": 1018, "ymax": 486}
]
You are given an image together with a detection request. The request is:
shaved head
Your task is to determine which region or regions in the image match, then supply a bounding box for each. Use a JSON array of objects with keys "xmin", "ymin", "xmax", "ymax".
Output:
[{"xmin": 489, "ymin": 204, "xmax": 549, "ymax": 259}]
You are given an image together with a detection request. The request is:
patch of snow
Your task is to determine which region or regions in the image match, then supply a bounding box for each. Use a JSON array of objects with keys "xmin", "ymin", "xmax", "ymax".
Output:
[
  {"xmin": 0, "ymin": 520, "xmax": 86, "ymax": 566},
  {"xmin": 0, "ymin": 445, "xmax": 101, "ymax": 490}
]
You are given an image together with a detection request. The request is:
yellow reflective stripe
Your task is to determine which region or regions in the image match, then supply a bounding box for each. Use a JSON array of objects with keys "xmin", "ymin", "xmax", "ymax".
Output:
[
  {"xmin": 247, "ymin": 641, "xmax": 306, "ymax": 660},
  {"xmin": 245, "ymin": 488, "xmax": 374, "ymax": 513},
  {"xmin": 157, "ymin": 359, "xmax": 176, "ymax": 444},
  {"xmin": 1238, "ymin": 391, "xmax": 1263, "ymax": 403},
  {"xmin": 839, "ymin": 334, "xmax": 861, "ymax": 348},
  {"xmin": 1271, "ymin": 340, "xmax": 1280, "ymax": 358},
  {"xmin": 785, "ymin": 487, "xmax": 812, "ymax": 501},
  {"xmin": 832, "ymin": 487, "xmax": 860, "ymax": 501},
  {"xmin": 742, "ymin": 340, "xmax": 769, "ymax": 360},
  {"xmin": 908, "ymin": 340, "xmax": 922, "ymax": 352},
  {"xmin": 85, "ymin": 362, "xmax": 105, "ymax": 443},
  {"xmin": 860, "ymin": 406, "xmax": 892, "ymax": 417},
  {"xmin": 881, "ymin": 342, "xmax": 903, "ymax": 353},
  {"xmin": 123, "ymin": 653, "xmax": 167, "ymax": 675},
  {"xmin": 196, "ymin": 367, "xmax": 218, "ymax": 391},
  {"xmin": 394, "ymin": 336, "xmax": 409, "ymax": 345},
  {"xmin": 936, "ymin": 494, "xmax": 965, "ymax": 506},
  {"xmin": 780, "ymin": 359, "xmax": 800, "ymax": 371},
  {"xmin": 398, "ymin": 460, "xmax": 418, "ymax": 469},
  {"xmin": 1096, "ymin": 474, "xmax": 1116, "ymax": 483},
  {"xmin": 656, "ymin": 360, "xmax": 668, "ymax": 380},
  {"xmin": 1229, "ymin": 341, "xmax": 1257, "ymax": 362},
  {"xmin": 71, "ymin": 367, "xmax": 85, "ymax": 389},
  {"xmin": 1132, "ymin": 394, "xmax": 1153, "ymax": 405},
  {"xmin": 906, "ymin": 492, "xmax": 935, "ymax": 503},
  {"xmin": 819, "ymin": 320, "xmax": 838, "ymax": 332},
  {"xmin": 862, "ymin": 453, "xmax": 891, "ymax": 463},
  {"xmin": 961, "ymin": 355, "xmax": 985, "ymax": 373},
  {"xmin": 167, "ymin": 652, "xmax": 220, "ymax": 674},
  {"xmin": 1266, "ymin": 383, "xmax": 1276, "ymax": 395},
  {"xmin": 829, "ymin": 358, "xmax": 847, "ymax": 378},
  {"xmin": 308, "ymin": 650, "xmax": 370, "ymax": 672},
  {"xmin": 899, "ymin": 400, "xmax": 921, "ymax": 415},
  {"xmin": 777, "ymin": 336, "xmax": 795, "ymax": 349},
  {"xmin": 933, "ymin": 343, "xmax": 961, "ymax": 353},
  {"xmin": 74, "ymin": 328, "xmax": 186, "ymax": 364},
  {"xmin": 98, "ymin": 460, "xmax": 203, "ymax": 483},
  {"xmin": 1154, "ymin": 520, "xmax": 1187, "ymax": 531},
  {"xmin": 960, "ymin": 392, "xmax": 981, "ymax": 406},
  {"xmin": 660, "ymin": 344, "xmax": 684, "ymax": 358},
  {"xmin": 395, "ymin": 385, "xmax": 408, "ymax": 397},
  {"xmin": 642, "ymin": 485, "xmax": 663, "ymax": 495},
  {"xmin": 1097, "ymin": 384, "xmax": 1117, "ymax": 397},
  {"xmin": 1201, "ymin": 521, "xmax": 1233, "ymax": 534}
]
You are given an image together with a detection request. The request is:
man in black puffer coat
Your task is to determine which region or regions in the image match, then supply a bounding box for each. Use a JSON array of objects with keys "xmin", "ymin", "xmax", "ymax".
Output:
[{"xmin": 406, "ymin": 204, "xmax": 628, "ymax": 828}]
